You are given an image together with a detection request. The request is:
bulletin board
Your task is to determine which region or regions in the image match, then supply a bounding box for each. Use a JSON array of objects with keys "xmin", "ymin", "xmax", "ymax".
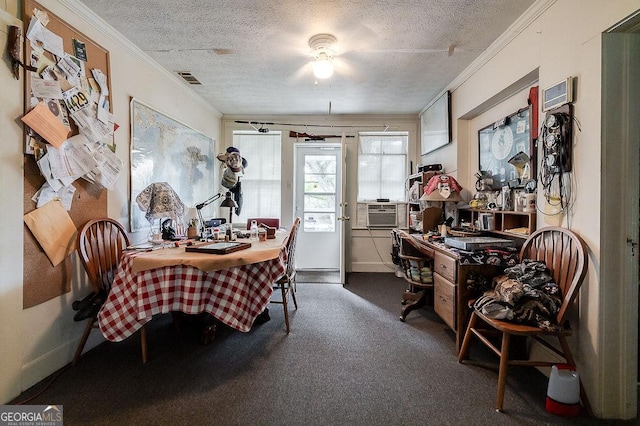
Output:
[
  {"xmin": 22, "ymin": 0, "xmax": 111, "ymax": 308},
  {"xmin": 478, "ymin": 106, "xmax": 533, "ymax": 190}
]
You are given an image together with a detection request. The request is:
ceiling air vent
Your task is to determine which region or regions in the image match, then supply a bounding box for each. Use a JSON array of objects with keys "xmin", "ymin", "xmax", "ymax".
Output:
[{"xmin": 176, "ymin": 71, "xmax": 201, "ymax": 85}]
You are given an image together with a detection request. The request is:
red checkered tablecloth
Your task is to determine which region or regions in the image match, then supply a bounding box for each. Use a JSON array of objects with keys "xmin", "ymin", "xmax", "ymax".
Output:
[{"xmin": 98, "ymin": 249, "xmax": 286, "ymax": 342}]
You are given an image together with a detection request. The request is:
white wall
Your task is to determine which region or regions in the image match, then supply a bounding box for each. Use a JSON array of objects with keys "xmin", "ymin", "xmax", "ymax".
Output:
[
  {"xmin": 423, "ymin": 0, "xmax": 640, "ymax": 418},
  {"xmin": 0, "ymin": 6, "xmax": 26, "ymax": 406},
  {"xmin": 0, "ymin": 0, "xmax": 221, "ymax": 403}
]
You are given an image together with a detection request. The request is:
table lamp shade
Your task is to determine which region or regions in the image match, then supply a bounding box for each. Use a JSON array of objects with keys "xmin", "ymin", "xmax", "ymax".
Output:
[
  {"xmin": 220, "ymin": 191, "xmax": 237, "ymax": 209},
  {"xmin": 420, "ymin": 190, "xmax": 464, "ymax": 202},
  {"xmin": 220, "ymin": 191, "xmax": 238, "ymax": 225},
  {"xmin": 136, "ymin": 182, "xmax": 186, "ymax": 223},
  {"xmin": 420, "ymin": 174, "xmax": 464, "ymax": 202}
]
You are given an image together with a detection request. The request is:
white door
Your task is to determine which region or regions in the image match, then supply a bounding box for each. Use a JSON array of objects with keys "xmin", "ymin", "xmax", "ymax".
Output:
[
  {"xmin": 339, "ymin": 133, "xmax": 349, "ymax": 285},
  {"xmin": 294, "ymin": 143, "xmax": 342, "ymax": 270}
]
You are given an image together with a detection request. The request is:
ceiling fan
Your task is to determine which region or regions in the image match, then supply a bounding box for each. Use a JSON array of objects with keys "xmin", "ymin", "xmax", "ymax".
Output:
[
  {"xmin": 288, "ymin": 32, "xmax": 363, "ymax": 83},
  {"xmin": 308, "ymin": 33, "xmax": 338, "ymax": 79},
  {"xmin": 292, "ymin": 31, "xmax": 469, "ymax": 84}
]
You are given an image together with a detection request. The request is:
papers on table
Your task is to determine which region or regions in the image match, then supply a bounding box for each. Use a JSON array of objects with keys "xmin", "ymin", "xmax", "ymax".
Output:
[{"xmin": 21, "ymin": 8, "xmax": 122, "ymax": 209}]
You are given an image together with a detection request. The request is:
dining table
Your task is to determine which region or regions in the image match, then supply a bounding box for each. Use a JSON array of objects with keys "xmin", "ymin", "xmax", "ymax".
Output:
[{"xmin": 98, "ymin": 231, "xmax": 288, "ymax": 344}]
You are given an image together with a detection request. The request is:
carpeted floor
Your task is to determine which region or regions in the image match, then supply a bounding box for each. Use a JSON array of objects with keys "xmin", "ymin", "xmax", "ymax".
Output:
[{"xmin": 12, "ymin": 272, "xmax": 618, "ymax": 425}]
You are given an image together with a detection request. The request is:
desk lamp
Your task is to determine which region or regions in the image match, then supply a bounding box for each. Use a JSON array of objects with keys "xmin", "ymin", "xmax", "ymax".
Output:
[
  {"xmin": 195, "ymin": 193, "xmax": 223, "ymax": 236},
  {"xmin": 220, "ymin": 191, "xmax": 238, "ymax": 226}
]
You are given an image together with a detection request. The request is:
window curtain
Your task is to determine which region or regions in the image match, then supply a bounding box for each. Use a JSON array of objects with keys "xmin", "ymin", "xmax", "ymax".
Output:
[
  {"xmin": 232, "ymin": 131, "xmax": 282, "ymax": 225},
  {"xmin": 357, "ymin": 132, "xmax": 408, "ymax": 202}
]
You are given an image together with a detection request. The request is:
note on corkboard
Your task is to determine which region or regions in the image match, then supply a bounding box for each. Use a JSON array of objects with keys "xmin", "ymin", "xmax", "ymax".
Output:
[{"xmin": 22, "ymin": 0, "xmax": 110, "ymax": 308}]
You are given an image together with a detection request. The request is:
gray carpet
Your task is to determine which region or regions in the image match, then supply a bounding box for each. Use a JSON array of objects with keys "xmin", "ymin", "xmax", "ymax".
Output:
[{"xmin": 13, "ymin": 273, "xmax": 615, "ymax": 425}]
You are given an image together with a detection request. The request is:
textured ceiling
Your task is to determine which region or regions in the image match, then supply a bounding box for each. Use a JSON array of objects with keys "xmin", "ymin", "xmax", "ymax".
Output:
[{"xmin": 77, "ymin": 0, "xmax": 535, "ymax": 116}]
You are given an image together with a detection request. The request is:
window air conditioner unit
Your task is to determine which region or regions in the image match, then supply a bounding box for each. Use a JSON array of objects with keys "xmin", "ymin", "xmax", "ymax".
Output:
[{"xmin": 367, "ymin": 203, "xmax": 398, "ymax": 228}]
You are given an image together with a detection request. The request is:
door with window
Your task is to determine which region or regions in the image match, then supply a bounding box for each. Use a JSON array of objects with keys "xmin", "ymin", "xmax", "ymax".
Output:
[{"xmin": 294, "ymin": 144, "xmax": 342, "ymax": 271}]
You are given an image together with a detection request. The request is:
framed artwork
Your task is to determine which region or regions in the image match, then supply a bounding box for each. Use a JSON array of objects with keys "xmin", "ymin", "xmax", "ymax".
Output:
[
  {"xmin": 478, "ymin": 106, "xmax": 533, "ymax": 190},
  {"xmin": 130, "ymin": 98, "xmax": 215, "ymax": 232},
  {"xmin": 420, "ymin": 90, "xmax": 451, "ymax": 155}
]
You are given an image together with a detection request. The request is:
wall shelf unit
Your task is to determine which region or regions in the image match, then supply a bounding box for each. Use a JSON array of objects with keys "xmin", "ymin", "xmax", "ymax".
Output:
[
  {"xmin": 407, "ymin": 171, "xmax": 442, "ymax": 233},
  {"xmin": 458, "ymin": 208, "xmax": 536, "ymax": 238}
]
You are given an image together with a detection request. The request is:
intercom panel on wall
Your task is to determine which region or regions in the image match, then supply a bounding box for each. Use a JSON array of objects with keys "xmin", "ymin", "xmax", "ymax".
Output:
[{"xmin": 540, "ymin": 104, "xmax": 572, "ymax": 174}]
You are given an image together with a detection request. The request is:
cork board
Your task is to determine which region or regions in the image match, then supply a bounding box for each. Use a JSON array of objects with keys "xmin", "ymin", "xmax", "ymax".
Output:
[{"xmin": 22, "ymin": 0, "xmax": 110, "ymax": 308}]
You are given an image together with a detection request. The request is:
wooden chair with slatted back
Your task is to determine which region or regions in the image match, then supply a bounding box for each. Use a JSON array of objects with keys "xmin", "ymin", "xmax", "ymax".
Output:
[
  {"xmin": 457, "ymin": 226, "xmax": 592, "ymax": 415},
  {"xmin": 394, "ymin": 229, "xmax": 434, "ymax": 322},
  {"xmin": 270, "ymin": 217, "xmax": 300, "ymax": 333},
  {"xmin": 74, "ymin": 218, "xmax": 148, "ymax": 364}
]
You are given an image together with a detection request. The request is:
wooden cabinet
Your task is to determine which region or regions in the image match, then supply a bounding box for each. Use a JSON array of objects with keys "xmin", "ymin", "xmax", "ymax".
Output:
[
  {"xmin": 407, "ymin": 171, "xmax": 442, "ymax": 233},
  {"xmin": 458, "ymin": 208, "xmax": 536, "ymax": 238},
  {"xmin": 409, "ymin": 236, "xmax": 502, "ymax": 354},
  {"xmin": 433, "ymin": 251, "xmax": 457, "ymax": 329},
  {"xmin": 434, "ymin": 274, "xmax": 455, "ymax": 330}
]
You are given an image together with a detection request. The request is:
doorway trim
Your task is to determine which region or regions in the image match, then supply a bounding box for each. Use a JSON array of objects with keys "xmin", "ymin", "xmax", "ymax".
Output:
[
  {"xmin": 600, "ymin": 18, "xmax": 640, "ymax": 419},
  {"xmin": 293, "ymin": 143, "xmax": 343, "ymax": 277}
]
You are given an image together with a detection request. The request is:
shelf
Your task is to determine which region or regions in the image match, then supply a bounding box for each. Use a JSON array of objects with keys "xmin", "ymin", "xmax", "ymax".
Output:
[
  {"xmin": 458, "ymin": 208, "xmax": 536, "ymax": 238},
  {"xmin": 407, "ymin": 171, "xmax": 443, "ymax": 234}
]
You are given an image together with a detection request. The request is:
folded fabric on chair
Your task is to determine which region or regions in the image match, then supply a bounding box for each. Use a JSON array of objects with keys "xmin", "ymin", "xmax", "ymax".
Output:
[{"xmin": 472, "ymin": 260, "xmax": 562, "ymax": 330}]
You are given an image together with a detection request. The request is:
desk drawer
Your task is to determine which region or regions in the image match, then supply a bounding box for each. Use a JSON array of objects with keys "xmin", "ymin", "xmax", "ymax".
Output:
[
  {"xmin": 434, "ymin": 252, "xmax": 456, "ymax": 282},
  {"xmin": 434, "ymin": 274, "xmax": 456, "ymax": 330}
]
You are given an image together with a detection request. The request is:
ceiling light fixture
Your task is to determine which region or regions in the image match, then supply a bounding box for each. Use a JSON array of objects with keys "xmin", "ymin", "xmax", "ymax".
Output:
[
  {"xmin": 313, "ymin": 52, "xmax": 334, "ymax": 79},
  {"xmin": 309, "ymin": 33, "xmax": 337, "ymax": 80}
]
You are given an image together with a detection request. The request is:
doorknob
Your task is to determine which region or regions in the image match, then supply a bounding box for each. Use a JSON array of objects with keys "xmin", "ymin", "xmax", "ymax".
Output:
[
  {"xmin": 627, "ymin": 238, "xmax": 637, "ymax": 256},
  {"xmin": 338, "ymin": 216, "xmax": 350, "ymax": 221}
]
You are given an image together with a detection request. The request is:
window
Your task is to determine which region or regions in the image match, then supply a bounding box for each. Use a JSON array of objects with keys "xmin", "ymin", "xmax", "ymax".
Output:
[
  {"xmin": 357, "ymin": 132, "xmax": 408, "ymax": 202},
  {"xmin": 232, "ymin": 131, "xmax": 282, "ymax": 225},
  {"xmin": 303, "ymin": 153, "xmax": 337, "ymax": 232}
]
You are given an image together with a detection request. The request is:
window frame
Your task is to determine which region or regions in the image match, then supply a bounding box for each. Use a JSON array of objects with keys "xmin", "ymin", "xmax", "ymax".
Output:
[
  {"xmin": 356, "ymin": 131, "xmax": 409, "ymax": 202},
  {"xmin": 231, "ymin": 131, "xmax": 282, "ymax": 225}
]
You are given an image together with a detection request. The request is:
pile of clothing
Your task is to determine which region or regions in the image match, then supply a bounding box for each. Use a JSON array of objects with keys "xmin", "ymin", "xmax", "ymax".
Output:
[{"xmin": 472, "ymin": 259, "xmax": 563, "ymax": 331}]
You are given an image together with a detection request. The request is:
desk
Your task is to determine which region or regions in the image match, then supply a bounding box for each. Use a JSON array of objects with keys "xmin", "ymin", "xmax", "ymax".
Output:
[
  {"xmin": 408, "ymin": 235, "xmax": 519, "ymax": 353},
  {"xmin": 98, "ymin": 233, "xmax": 287, "ymax": 342}
]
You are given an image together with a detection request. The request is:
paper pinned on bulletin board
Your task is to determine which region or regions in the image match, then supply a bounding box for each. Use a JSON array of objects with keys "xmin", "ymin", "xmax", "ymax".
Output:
[
  {"xmin": 21, "ymin": 101, "xmax": 71, "ymax": 147},
  {"xmin": 23, "ymin": 199, "xmax": 77, "ymax": 266}
]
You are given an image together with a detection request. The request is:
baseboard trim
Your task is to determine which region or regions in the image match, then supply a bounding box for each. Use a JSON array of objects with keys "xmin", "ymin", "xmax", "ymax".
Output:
[{"xmin": 351, "ymin": 262, "xmax": 397, "ymax": 273}]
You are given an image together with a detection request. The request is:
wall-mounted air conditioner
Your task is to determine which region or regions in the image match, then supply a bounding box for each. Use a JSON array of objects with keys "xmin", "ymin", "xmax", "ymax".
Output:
[{"xmin": 366, "ymin": 203, "xmax": 398, "ymax": 228}]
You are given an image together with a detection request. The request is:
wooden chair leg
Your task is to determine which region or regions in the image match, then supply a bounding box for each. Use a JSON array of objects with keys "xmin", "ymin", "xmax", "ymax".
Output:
[
  {"xmin": 495, "ymin": 332, "xmax": 511, "ymax": 412},
  {"xmin": 140, "ymin": 324, "xmax": 148, "ymax": 364},
  {"xmin": 281, "ymin": 286, "xmax": 290, "ymax": 334},
  {"xmin": 73, "ymin": 317, "xmax": 96, "ymax": 365},
  {"xmin": 457, "ymin": 311, "xmax": 478, "ymax": 362},
  {"xmin": 558, "ymin": 334, "xmax": 593, "ymax": 417},
  {"xmin": 290, "ymin": 281, "xmax": 298, "ymax": 310}
]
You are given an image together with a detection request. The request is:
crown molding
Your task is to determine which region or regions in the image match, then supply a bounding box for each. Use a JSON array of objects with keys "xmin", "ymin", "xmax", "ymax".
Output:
[
  {"xmin": 421, "ymin": 0, "xmax": 556, "ymax": 115},
  {"xmin": 57, "ymin": 0, "xmax": 221, "ymax": 116}
]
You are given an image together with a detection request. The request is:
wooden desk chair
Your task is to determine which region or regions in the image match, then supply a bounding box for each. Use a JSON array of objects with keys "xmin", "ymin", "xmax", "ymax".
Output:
[
  {"xmin": 393, "ymin": 229, "xmax": 434, "ymax": 322},
  {"xmin": 74, "ymin": 218, "xmax": 148, "ymax": 364},
  {"xmin": 457, "ymin": 226, "xmax": 591, "ymax": 415},
  {"xmin": 270, "ymin": 217, "xmax": 300, "ymax": 333}
]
